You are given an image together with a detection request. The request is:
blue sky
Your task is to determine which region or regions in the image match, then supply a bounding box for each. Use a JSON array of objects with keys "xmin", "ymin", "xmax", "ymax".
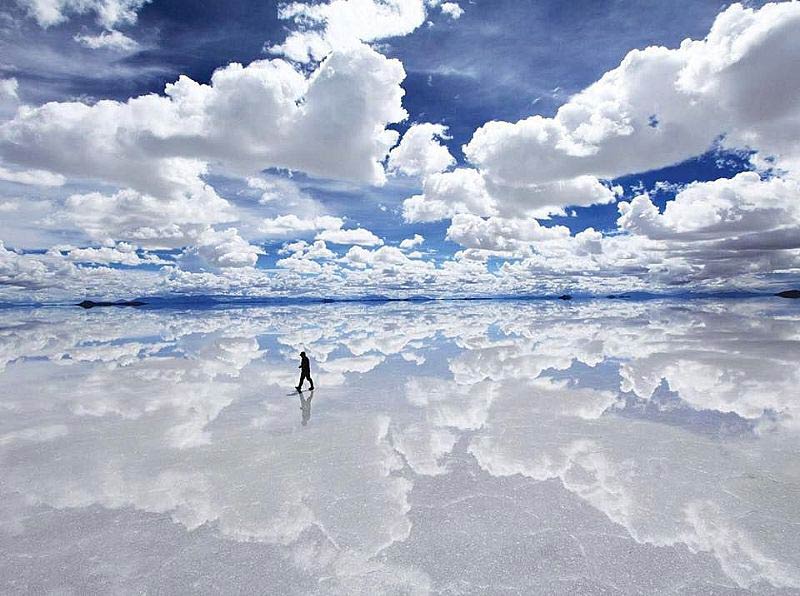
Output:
[{"xmin": 0, "ymin": 0, "xmax": 798, "ymax": 301}]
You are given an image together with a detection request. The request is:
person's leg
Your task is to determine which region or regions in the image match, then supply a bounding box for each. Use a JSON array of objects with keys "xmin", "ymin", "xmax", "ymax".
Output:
[
  {"xmin": 308, "ymin": 375, "xmax": 314, "ymax": 390},
  {"xmin": 299, "ymin": 371, "xmax": 312, "ymax": 390},
  {"xmin": 297, "ymin": 372, "xmax": 304, "ymax": 390}
]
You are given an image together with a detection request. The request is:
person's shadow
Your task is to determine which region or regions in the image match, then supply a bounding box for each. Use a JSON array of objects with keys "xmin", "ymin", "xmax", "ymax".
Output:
[{"xmin": 299, "ymin": 390, "xmax": 314, "ymax": 426}]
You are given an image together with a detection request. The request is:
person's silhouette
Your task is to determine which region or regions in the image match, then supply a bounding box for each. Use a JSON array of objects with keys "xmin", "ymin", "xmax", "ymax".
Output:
[
  {"xmin": 296, "ymin": 351, "xmax": 314, "ymax": 391},
  {"xmin": 300, "ymin": 389, "xmax": 314, "ymax": 426}
]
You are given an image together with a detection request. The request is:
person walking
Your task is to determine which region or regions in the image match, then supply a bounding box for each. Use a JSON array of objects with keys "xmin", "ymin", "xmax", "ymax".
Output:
[{"xmin": 296, "ymin": 351, "xmax": 314, "ymax": 391}]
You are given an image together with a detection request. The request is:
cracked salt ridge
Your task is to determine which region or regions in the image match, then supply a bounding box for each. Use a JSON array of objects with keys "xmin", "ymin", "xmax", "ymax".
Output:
[{"xmin": 0, "ymin": 298, "xmax": 799, "ymax": 594}]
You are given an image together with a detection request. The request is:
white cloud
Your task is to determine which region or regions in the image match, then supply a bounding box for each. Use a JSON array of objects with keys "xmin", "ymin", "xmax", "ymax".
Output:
[
  {"xmin": 0, "ymin": 44, "xmax": 406, "ymax": 191},
  {"xmin": 343, "ymin": 245, "xmax": 430, "ymax": 271},
  {"xmin": 0, "ymin": 44, "xmax": 407, "ymax": 253},
  {"xmin": 0, "ymin": 241, "xmax": 73, "ymax": 290},
  {"xmin": 404, "ymin": 171, "xmax": 800, "ymax": 292},
  {"xmin": 0, "ymin": 240, "xmax": 163, "ymax": 300},
  {"xmin": 463, "ymin": 3, "xmax": 800, "ymax": 191},
  {"xmin": 0, "ymin": 78, "xmax": 19, "ymax": 119},
  {"xmin": 64, "ymin": 186, "xmax": 235, "ymax": 249},
  {"xmin": 74, "ymin": 30, "xmax": 139, "ymax": 51},
  {"xmin": 402, "ymin": 168, "xmax": 496, "ymax": 222},
  {"xmin": 259, "ymin": 215, "xmax": 344, "ymax": 238},
  {"xmin": 0, "ymin": 165, "xmax": 65, "ymax": 187},
  {"xmin": 403, "ymin": 168, "xmax": 616, "ymax": 222},
  {"xmin": 275, "ymin": 239, "xmax": 338, "ymax": 275},
  {"xmin": 439, "ymin": 2, "xmax": 463, "ymax": 19},
  {"xmin": 388, "ymin": 123, "xmax": 455, "ymax": 177},
  {"xmin": 389, "ymin": 1, "xmax": 800, "ymax": 292},
  {"xmin": 269, "ymin": 0, "xmax": 428, "ymax": 63},
  {"xmin": 275, "ymin": 255, "xmax": 323, "ymax": 274},
  {"xmin": 279, "ymin": 239, "xmax": 336, "ymax": 261},
  {"xmin": 245, "ymin": 175, "xmax": 341, "ymax": 239},
  {"xmin": 64, "ymin": 242, "xmax": 166, "ymax": 265},
  {"xmin": 0, "ymin": 78, "xmax": 18, "ymax": 102},
  {"xmin": 3, "ymin": 1, "xmax": 800, "ymax": 298},
  {"xmin": 446, "ymin": 214, "xmax": 571, "ymax": 252},
  {"xmin": 613, "ymin": 172, "xmax": 800, "ymax": 282},
  {"xmin": 316, "ymin": 227, "xmax": 384, "ymax": 246},
  {"xmin": 247, "ymin": 176, "xmax": 314, "ymax": 206},
  {"xmin": 0, "ymin": 44, "xmax": 407, "ymax": 257},
  {"xmin": 399, "ymin": 234, "xmax": 424, "ymax": 249},
  {"xmin": 618, "ymin": 172, "xmax": 800, "ymax": 242},
  {"xmin": 178, "ymin": 227, "xmax": 264, "ymax": 270},
  {"xmin": 15, "ymin": 0, "xmax": 151, "ymax": 29}
]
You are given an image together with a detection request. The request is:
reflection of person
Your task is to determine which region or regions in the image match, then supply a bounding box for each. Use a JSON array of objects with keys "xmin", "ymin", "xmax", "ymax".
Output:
[
  {"xmin": 300, "ymin": 390, "xmax": 314, "ymax": 426},
  {"xmin": 296, "ymin": 351, "xmax": 314, "ymax": 391}
]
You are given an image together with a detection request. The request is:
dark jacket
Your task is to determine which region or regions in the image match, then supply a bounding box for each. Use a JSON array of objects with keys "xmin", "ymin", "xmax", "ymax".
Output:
[{"xmin": 300, "ymin": 355, "xmax": 310, "ymax": 373}]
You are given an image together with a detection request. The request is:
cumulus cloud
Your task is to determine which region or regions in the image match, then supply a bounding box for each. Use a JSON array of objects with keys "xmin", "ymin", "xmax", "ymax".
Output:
[
  {"xmin": 618, "ymin": 172, "xmax": 800, "ymax": 243},
  {"xmin": 463, "ymin": 2, "xmax": 800, "ymax": 190},
  {"xmin": 0, "ymin": 43, "xmax": 407, "ymax": 253},
  {"xmin": 0, "ymin": 241, "xmax": 73, "ymax": 290},
  {"xmin": 259, "ymin": 215, "xmax": 344, "ymax": 238},
  {"xmin": 20, "ymin": 0, "xmax": 149, "ymax": 29},
  {"xmin": 341, "ymin": 246, "xmax": 437, "ymax": 293},
  {"xmin": 446, "ymin": 214, "xmax": 571, "ymax": 252},
  {"xmin": 275, "ymin": 239, "xmax": 338, "ymax": 275},
  {"xmin": 391, "ymin": 2, "xmax": 800, "ymax": 291},
  {"xmin": 402, "ymin": 168, "xmax": 496, "ymax": 222},
  {"xmin": 63, "ymin": 242, "xmax": 166, "ymax": 266},
  {"xmin": 247, "ymin": 175, "xmax": 318, "ymax": 207},
  {"xmin": 394, "ymin": 0, "xmax": 800, "ymax": 290},
  {"xmin": 15, "ymin": 0, "xmax": 151, "ymax": 29},
  {"xmin": 399, "ymin": 234, "xmax": 424, "ymax": 249},
  {"xmin": 388, "ymin": 123, "xmax": 455, "ymax": 177},
  {"xmin": 178, "ymin": 227, "xmax": 264, "ymax": 270},
  {"xmin": 4, "ymin": 1, "xmax": 800, "ymax": 299},
  {"xmin": 0, "ymin": 77, "xmax": 17, "ymax": 96},
  {"xmin": 439, "ymin": 2, "xmax": 463, "ymax": 19},
  {"xmin": 614, "ymin": 172, "xmax": 800, "ymax": 282},
  {"xmin": 269, "ymin": 0, "xmax": 428, "ymax": 63},
  {"xmin": 0, "ymin": 240, "xmax": 163, "ymax": 300},
  {"xmin": 64, "ymin": 186, "xmax": 235, "ymax": 249},
  {"xmin": 0, "ymin": 45, "xmax": 406, "ymax": 190},
  {"xmin": 279, "ymin": 239, "xmax": 336, "ymax": 260},
  {"xmin": 316, "ymin": 227, "xmax": 384, "ymax": 246},
  {"xmin": 402, "ymin": 168, "xmax": 616, "ymax": 222},
  {"xmin": 275, "ymin": 255, "xmax": 324, "ymax": 274}
]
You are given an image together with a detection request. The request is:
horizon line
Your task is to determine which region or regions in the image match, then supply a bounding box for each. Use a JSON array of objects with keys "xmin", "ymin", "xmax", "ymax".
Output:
[{"xmin": 2, "ymin": 289, "xmax": 799, "ymax": 309}]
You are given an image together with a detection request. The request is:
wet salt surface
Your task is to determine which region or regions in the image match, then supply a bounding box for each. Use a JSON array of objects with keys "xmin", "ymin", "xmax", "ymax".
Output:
[{"xmin": 0, "ymin": 299, "xmax": 799, "ymax": 595}]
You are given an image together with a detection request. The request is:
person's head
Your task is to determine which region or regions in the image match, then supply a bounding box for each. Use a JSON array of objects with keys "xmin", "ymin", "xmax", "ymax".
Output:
[{"xmin": 300, "ymin": 351, "xmax": 306, "ymax": 357}]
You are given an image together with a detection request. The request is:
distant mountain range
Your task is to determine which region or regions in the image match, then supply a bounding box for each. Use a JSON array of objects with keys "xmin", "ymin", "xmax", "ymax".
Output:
[
  {"xmin": 2, "ymin": 290, "xmax": 798, "ymax": 310},
  {"xmin": 77, "ymin": 300, "xmax": 147, "ymax": 309},
  {"xmin": 66, "ymin": 289, "xmax": 800, "ymax": 309}
]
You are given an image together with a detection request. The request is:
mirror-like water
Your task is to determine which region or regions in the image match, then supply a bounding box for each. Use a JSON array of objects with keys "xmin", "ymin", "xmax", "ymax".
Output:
[{"xmin": 1, "ymin": 299, "xmax": 799, "ymax": 594}]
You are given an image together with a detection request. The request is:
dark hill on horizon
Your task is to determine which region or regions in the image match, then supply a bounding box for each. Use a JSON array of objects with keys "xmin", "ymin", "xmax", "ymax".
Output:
[{"xmin": 77, "ymin": 300, "xmax": 147, "ymax": 309}]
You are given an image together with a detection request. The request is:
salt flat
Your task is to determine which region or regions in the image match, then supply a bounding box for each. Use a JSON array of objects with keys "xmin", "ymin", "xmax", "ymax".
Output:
[{"xmin": 1, "ymin": 299, "xmax": 799, "ymax": 594}]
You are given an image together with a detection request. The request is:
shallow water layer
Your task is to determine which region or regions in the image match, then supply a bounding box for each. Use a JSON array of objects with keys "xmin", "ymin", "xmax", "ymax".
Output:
[{"xmin": 1, "ymin": 299, "xmax": 799, "ymax": 595}]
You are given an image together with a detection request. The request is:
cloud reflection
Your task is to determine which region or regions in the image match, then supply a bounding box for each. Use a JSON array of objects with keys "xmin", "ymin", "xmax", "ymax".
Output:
[{"xmin": 1, "ymin": 299, "xmax": 799, "ymax": 592}]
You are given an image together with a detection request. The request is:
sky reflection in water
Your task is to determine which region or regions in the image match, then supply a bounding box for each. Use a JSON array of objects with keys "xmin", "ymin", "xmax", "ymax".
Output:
[{"xmin": 1, "ymin": 299, "xmax": 799, "ymax": 594}]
